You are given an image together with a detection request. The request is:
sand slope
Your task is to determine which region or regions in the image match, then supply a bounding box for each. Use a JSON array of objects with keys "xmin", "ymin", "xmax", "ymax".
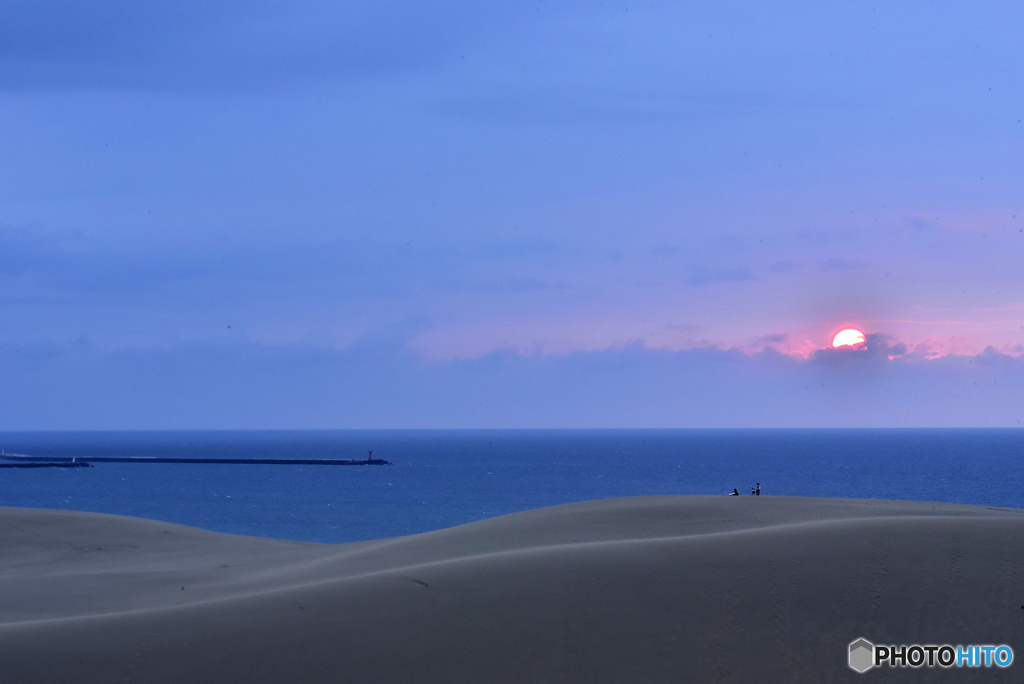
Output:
[{"xmin": 2, "ymin": 497, "xmax": 1022, "ymax": 682}]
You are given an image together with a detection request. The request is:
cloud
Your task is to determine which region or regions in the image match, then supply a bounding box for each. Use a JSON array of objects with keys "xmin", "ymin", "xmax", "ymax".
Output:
[
  {"xmin": 750, "ymin": 332, "xmax": 789, "ymax": 346},
  {"xmin": 810, "ymin": 333, "xmax": 908, "ymax": 364},
  {"xmin": 0, "ymin": 224, "xmax": 55, "ymax": 276},
  {"xmin": 430, "ymin": 85, "xmax": 815, "ymax": 127},
  {"xmin": 818, "ymin": 257, "xmax": 864, "ymax": 272},
  {"xmin": 685, "ymin": 267, "xmax": 755, "ymax": 286},
  {"xmin": 0, "ymin": 0, "xmax": 543, "ymax": 91},
  {"xmin": 0, "ymin": 227, "xmax": 566, "ymax": 304},
  {"xmin": 2, "ymin": 336, "xmax": 1021, "ymax": 429},
  {"xmin": 0, "ymin": 1, "xmax": 246, "ymax": 89},
  {"xmin": 904, "ymin": 216, "xmax": 946, "ymax": 235}
]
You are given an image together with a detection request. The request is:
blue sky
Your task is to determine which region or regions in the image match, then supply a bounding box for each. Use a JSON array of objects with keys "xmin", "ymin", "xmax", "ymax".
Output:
[{"xmin": 2, "ymin": 1, "xmax": 1023, "ymax": 428}]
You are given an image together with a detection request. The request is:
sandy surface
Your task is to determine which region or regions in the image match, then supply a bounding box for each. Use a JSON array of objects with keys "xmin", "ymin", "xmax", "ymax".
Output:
[{"xmin": 2, "ymin": 496, "xmax": 1022, "ymax": 682}]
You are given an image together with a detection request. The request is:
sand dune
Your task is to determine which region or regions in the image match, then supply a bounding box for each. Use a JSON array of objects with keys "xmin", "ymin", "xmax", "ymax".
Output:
[{"xmin": 2, "ymin": 497, "xmax": 1022, "ymax": 682}]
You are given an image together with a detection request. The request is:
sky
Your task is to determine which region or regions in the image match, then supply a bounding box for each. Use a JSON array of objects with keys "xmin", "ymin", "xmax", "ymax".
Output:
[{"xmin": 2, "ymin": 0, "xmax": 1023, "ymax": 428}]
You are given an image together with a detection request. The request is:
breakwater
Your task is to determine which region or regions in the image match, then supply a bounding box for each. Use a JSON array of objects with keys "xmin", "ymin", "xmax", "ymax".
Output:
[{"xmin": 0, "ymin": 453, "xmax": 390, "ymax": 467}]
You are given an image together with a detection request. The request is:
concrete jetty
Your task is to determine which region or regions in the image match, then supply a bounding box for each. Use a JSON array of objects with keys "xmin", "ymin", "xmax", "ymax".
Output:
[{"xmin": 0, "ymin": 453, "xmax": 391, "ymax": 467}]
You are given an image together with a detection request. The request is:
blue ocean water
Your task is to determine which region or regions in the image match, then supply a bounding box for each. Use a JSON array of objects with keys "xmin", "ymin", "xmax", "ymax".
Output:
[{"xmin": 0, "ymin": 429, "xmax": 1021, "ymax": 543}]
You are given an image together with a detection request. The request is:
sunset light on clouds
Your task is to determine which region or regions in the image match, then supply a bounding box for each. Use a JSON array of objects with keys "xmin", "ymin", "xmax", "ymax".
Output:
[{"xmin": 1, "ymin": 1, "xmax": 1023, "ymax": 428}]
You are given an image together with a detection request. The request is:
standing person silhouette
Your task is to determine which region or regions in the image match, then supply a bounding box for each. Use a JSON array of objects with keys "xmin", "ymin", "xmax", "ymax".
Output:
[{"xmin": 756, "ymin": 483, "xmax": 761, "ymax": 496}]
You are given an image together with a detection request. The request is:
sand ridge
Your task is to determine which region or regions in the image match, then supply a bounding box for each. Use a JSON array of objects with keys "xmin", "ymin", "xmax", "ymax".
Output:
[{"xmin": 2, "ymin": 496, "xmax": 1022, "ymax": 682}]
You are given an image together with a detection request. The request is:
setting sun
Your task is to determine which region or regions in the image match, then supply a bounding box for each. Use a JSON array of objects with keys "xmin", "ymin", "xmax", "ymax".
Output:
[{"xmin": 832, "ymin": 328, "xmax": 866, "ymax": 348}]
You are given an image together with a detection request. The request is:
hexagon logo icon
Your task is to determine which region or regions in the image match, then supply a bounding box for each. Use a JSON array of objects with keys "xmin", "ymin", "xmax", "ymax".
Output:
[{"xmin": 849, "ymin": 638, "xmax": 874, "ymax": 673}]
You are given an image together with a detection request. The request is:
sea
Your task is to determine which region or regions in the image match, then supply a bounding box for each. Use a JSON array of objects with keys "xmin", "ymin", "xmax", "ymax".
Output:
[{"xmin": 1, "ymin": 429, "xmax": 1021, "ymax": 543}]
